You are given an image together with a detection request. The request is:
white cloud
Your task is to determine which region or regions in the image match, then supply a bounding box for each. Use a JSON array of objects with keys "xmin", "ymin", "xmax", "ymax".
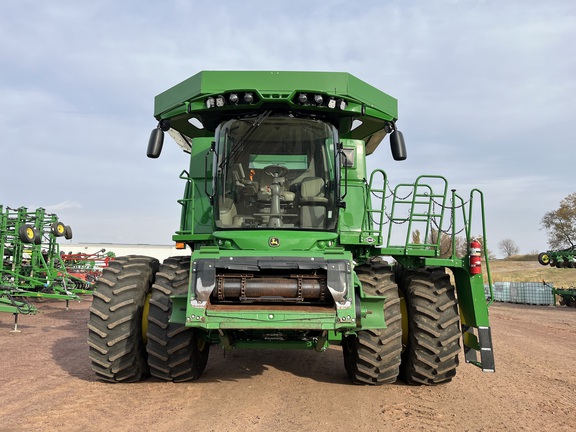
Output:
[{"xmin": 44, "ymin": 201, "xmax": 83, "ymax": 212}]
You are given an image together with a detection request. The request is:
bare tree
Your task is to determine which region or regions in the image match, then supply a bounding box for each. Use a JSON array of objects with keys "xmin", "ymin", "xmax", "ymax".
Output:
[
  {"xmin": 422, "ymin": 229, "xmax": 492, "ymax": 259},
  {"xmin": 498, "ymin": 238, "xmax": 519, "ymax": 257},
  {"xmin": 428, "ymin": 228, "xmax": 467, "ymax": 258}
]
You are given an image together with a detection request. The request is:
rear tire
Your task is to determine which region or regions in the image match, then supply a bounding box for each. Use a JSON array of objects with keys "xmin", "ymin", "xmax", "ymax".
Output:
[
  {"xmin": 342, "ymin": 260, "xmax": 402, "ymax": 385},
  {"xmin": 146, "ymin": 256, "xmax": 210, "ymax": 382},
  {"xmin": 88, "ymin": 255, "xmax": 159, "ymax": 382},
  {"xmin": 396, "ymin": 267, "xmax": 461, "ymax": 385}
]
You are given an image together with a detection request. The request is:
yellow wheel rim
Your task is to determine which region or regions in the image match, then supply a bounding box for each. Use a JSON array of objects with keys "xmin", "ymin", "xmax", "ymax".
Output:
[
  {"xmin": 57, "ymin": 224, "xmax": 65, "ymax": 235},
  {"xmin": 197, "ymin": 335, "xmax": 207, "ymax": 352},
  {"xmin": 141, "ymin": 293, "xmax": 151, "ymax": 344},
  {"xmin": 400, "ymin": 295, "xmax": 409, "ymax": 346},
  {"xmin": 26, "ymin": 227, "xmax": 35, "ymax": 241}
]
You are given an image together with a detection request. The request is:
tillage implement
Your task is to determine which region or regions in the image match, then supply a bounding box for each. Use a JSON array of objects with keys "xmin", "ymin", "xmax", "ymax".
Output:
[
  {"xmin": 1, "ymin": 205, "xmax": 87, "ymax": 330},
  {"xmin": 88, "ymin": 71, "xmax": 495, "ymax": 384},
  {"xmin": 539, "ymin": 248, "xmax": 576, "ymax": 307}
]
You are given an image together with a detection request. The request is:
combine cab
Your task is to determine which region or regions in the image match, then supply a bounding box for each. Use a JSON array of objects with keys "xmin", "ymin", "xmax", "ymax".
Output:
[{"xmin": 88, "ymin": 71, "xmax": 495, "ymax": 385}]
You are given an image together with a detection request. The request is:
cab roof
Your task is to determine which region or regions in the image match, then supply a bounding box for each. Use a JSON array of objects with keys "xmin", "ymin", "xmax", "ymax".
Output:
[{"xmin": 154, "ymin": 71, "xmax": 399, "ymax": 154}]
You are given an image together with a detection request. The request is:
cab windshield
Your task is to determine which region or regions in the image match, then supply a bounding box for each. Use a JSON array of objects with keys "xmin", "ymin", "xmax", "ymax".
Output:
[{"xmin": 215, "ymin": 114, "xmax": 339, "ymax": 230}]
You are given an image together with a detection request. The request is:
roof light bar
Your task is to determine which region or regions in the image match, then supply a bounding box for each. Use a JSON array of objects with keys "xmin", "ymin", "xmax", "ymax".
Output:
[{"xmin": 204, "ymin": 92, "xmax": 257, "ymax": 109}]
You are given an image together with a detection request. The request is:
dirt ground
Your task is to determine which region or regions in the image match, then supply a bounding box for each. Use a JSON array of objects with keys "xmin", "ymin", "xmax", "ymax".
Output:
[{"xmin": 1, "ymin": 299, "xmax": 575, "ymax": 432}]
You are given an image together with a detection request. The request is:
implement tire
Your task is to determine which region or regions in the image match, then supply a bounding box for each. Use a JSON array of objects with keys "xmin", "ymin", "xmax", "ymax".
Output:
[
  {"xmin": 64, "ymin": 225, "xmax": 73, "ymax": 240},
  {"xmin": 396, "ymin": 267, "xmax": 461, "ymax": 385},
  {"xmin": 18, "ymin": 224, "xmax": 36, "ymax": 244},
  {"xmin": 146, "ymin": 256, "xmax": 210, "ymax": 382},
  {"xmin": 342, "ymin": 260, "xmax": 402, "ymax": 385},
  {"xmin": 88, "ymin": 255, "xmax": 159, "ymax": 382},
  {"xmin": 537, "ymin": 252, "xmax": 550, "ymax": 266},
  {"xmin": 51, "ymin": 221, "xmax": 66, "ymax": 237}
]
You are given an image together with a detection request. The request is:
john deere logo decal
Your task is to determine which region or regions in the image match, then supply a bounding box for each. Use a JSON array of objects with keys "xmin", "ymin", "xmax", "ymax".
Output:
[{"xmin": 269, "ymin": 237, "xmax": 280, "ymax": 247}]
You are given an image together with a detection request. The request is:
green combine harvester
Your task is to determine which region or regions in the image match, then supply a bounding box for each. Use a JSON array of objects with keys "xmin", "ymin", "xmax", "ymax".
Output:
[{"xmin": 88, "ymin": 71, "xmax": 495, "ymax": 385}]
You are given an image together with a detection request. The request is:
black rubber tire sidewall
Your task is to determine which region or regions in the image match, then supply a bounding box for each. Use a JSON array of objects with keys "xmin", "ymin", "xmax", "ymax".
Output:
[
  {"xmin": 342, "ymin": 260, "xmax": 403, "ymax": 385},
  {"xmin": 146, "ymin": 256, "xmax": 210, "ymax": 382},
  {"xmin": 88, "ymin": 255, "xmax": 159, "ymax": 382},
  {"xmin": 396, "ymin": 267, "xmax": 461, "ymax": 385}
]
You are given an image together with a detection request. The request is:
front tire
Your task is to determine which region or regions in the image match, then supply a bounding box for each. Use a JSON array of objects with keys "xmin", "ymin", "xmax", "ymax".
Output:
[
  {"xmin": 146, "ymin": 256, "xmax": 210, "ymax": 382},
  {"xmin": 88, "ymin": 255, "xmax": 159, "ymax": 382},
  {"xmin": 396, "ymin": 267, "xmax": 461, "ymax": 385},
  {"xmin": 342, "ymin": 260, "xmax": 402, "ymax": 385}
]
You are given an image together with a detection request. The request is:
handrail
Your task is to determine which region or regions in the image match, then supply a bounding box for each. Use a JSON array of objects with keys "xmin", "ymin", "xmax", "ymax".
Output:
[{"xmin": 470, "ymin": 188, "xmax": 494, "ymax": 306}]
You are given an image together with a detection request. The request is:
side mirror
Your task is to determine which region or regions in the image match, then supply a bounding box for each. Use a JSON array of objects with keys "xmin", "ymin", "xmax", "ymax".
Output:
[
  {"xmin": 147, "ymin": 128, "xmax": 164, "ymax": 158},
  {"xmin": 390, "ymin": 130, "xmax": 407, "ymax": 161}
]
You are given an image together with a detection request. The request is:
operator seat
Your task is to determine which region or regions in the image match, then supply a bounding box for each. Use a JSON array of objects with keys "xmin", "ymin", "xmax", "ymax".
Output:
[
  {"xmin": 218, "ymin": 197, "xmax": 243, "ymax": 227},
  {"xmin": 231, "ymin": 163, "xmax": 258, "ymax": 196},
  {"xmin": 299, "ymin": 177, "xmax": 328, "ymax": 228}
]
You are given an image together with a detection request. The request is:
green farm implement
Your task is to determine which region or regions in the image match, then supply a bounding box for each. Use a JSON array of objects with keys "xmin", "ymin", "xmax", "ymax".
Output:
[
  {"xmin": 1, "ymin": 205, "xmax": 90, "ymax": 323},
  {"xmin": 538, "ymin": 247, "xmax": 576, "ymax": 268},
  {"xmin": 60, "ymin": 248, "xmax": 114, "ymax": 287},
  {"xmin": 538, "ymin": 248, "xmax": 576, "ymax": 307},
  {"xmin": 541, "ymin": 281, "xmax": 576, "ymax": 308},
  {"xmin": 0, "ymin": 293, "xmax": 37, "ymax": 331},
  {"xmin": 89, "ymin": 71, "xmax": 495, "ymax": 385},
  {"xmin": 553, "ymin": 287, "xmax": 576, "ymax": 307}
]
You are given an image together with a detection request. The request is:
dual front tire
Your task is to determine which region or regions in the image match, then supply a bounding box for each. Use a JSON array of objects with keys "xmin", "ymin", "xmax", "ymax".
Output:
[
  {"xmin": 88, "ymin": 255, "xmax": 209, "ymax": 383},
  {"xmin": 395, "ymin": 267, "xmax": 461, "ymax": 385},
  {"xmin": 344, "ymin": 262, "xmax": 461, "ymax": 386}
]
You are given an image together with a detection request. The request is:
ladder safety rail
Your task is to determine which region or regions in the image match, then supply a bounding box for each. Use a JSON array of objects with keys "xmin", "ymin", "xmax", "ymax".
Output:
[
  {"xmin": 469, "ymin": 188, "xmax": 494, "ymax": 306},
  {"xmin": 176, "ymin": 170, "xmax": 196, "ymax": 236},
  {"xmin": 381, "ymin": 175, "xmax": 448, "ymax": 254},
  {"xmin": 366, "ymin": 174, "xmax": 492, "ymax": 277},
  {"xmin": 365, "ymin": 169, "xmax": 388, "ymax": 243}
]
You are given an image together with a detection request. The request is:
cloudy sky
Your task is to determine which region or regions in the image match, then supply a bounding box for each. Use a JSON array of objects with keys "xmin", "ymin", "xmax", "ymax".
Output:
[{"xmin": 1, "ymin": 0, "xmax": 574, "ymax": 257}]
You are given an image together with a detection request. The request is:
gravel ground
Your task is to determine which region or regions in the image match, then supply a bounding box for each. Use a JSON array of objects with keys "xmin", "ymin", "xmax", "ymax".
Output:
[{"xmin": 1, "ymin": 299, "xmax": 575, "ymax": 432}]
